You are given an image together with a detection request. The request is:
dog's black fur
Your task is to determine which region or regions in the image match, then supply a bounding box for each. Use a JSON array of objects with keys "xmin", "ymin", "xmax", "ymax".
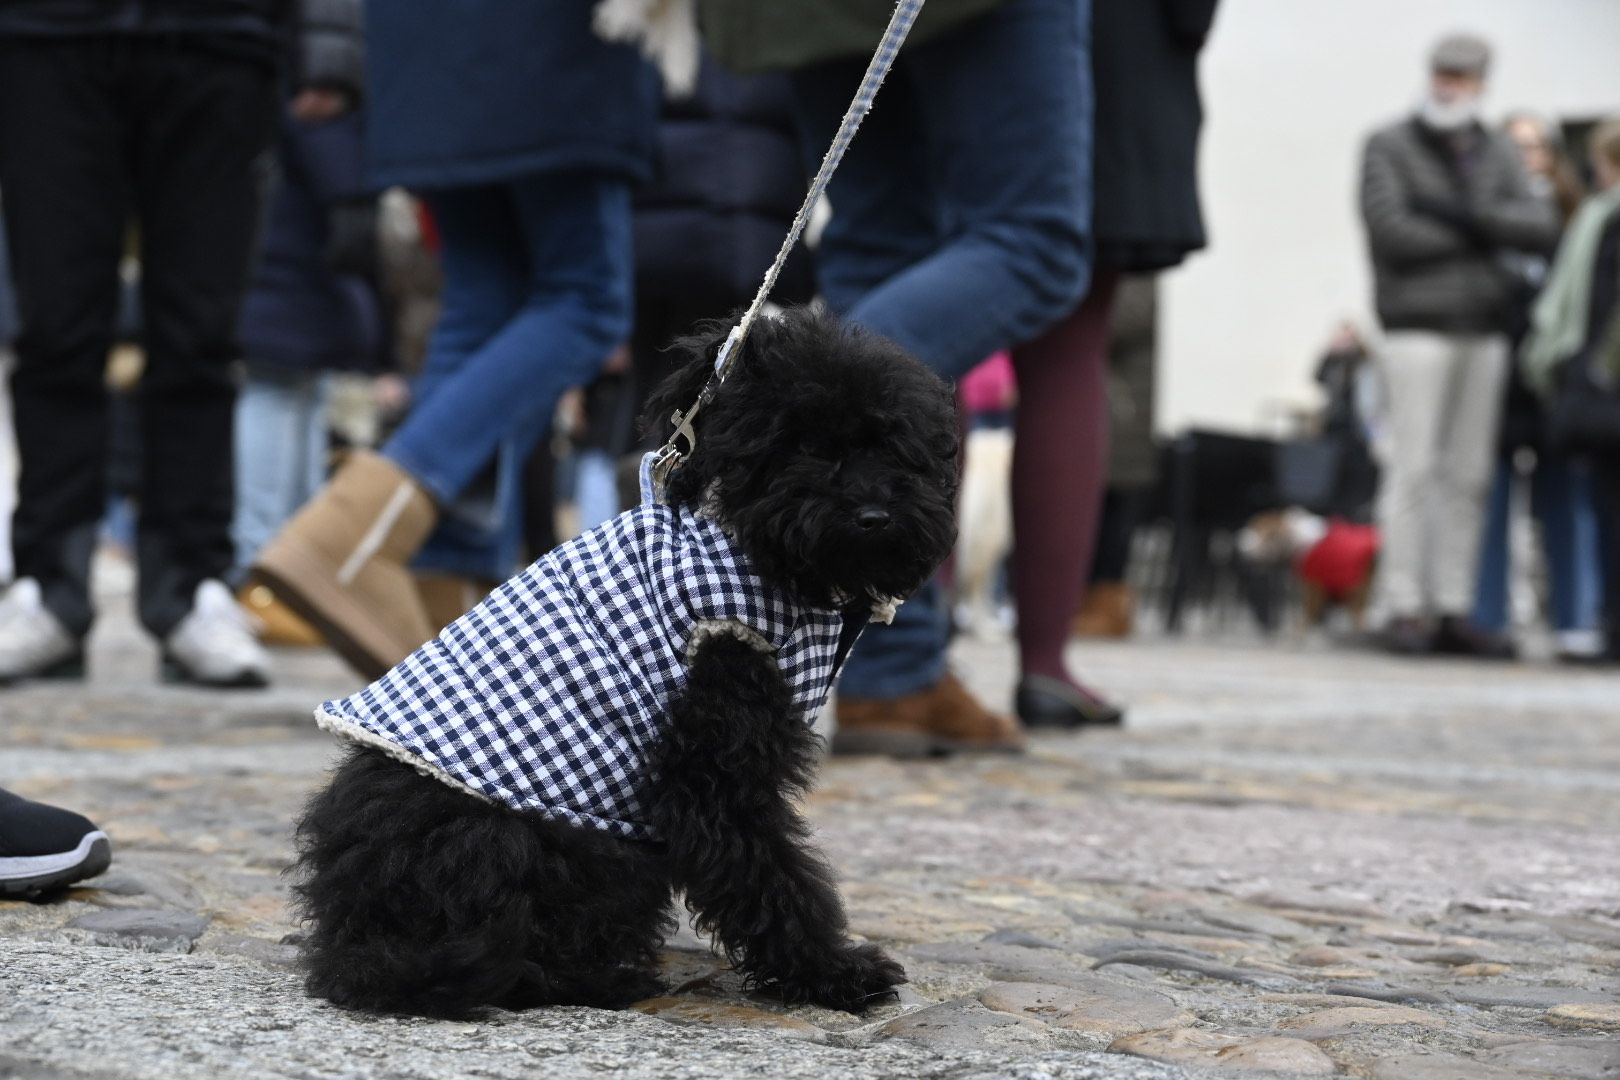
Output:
[{"xmin": 293, "ymin": 308, "xmax": 960, "ymax": 1018}]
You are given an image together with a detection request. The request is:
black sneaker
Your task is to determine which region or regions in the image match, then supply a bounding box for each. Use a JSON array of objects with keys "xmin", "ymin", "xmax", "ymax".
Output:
[
  {"xmin": 1380, "ymin": 616, "xmax": 1436, "ymax": 656},
  {"xmin": 1434, "ymin": 616, "xmax": 1518, "ymax": 661},
  {"xmin": 0, "ymin": 788, "xmax": 112, "ymax": 898}
]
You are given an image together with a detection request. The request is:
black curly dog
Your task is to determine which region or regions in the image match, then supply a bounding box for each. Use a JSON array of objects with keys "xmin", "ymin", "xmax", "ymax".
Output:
[{"xmin": 292, "ymin": 309, "xmax": 960, "ymax": 1018}]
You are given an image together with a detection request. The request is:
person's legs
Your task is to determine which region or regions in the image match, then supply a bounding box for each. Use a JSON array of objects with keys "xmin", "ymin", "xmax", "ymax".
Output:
[
  {"xmin": 839, "ymin": 0, "xmax": 1093, "ymax": 381},
  {"xmin": 1471, "ymin": 454, "xmax": 1514, "ymax": 634},
  {"xmin": 1566, "ymin": 461, "xmax": 1607, "ymax": 639},
  {"xmin": 384, "ymin": 172, "xmax": 631, "ymax": 503},
  {"xmin": 1532, "ymin": 451, "xmax": 1605, "ymax": 638},
  {"xmin": 794, "ymin": 61, "xmax": 953, "ymax": 703},
  {"xmin": 254, "ymin": 170, "xmax": 634, "ymax": 679},
  {"xmin": 1009, "ymin": 270, "xmax": 1118, "ymax": 722},
  {"xmin": 233, "ymin": 367, "xmax": 330, "ymax": 572},
  {"xmin": 397, "ymin": 186, "xmax": 528, "ymax": 438},
  {"xmin": 1372, "ymin": 331, "xmax": 1452, "ymax": 626},
  {"xmin": 789, "ymin": 63, "xmax": 942, "ymax": 318},
  {"xmin": 1432, "ymin": 335, "xmax": 1508, "ymax": 619},
  {"xmin": 388, "ymin": 185, "xmax": 529, "ymax": 584},
  {"xmin": 1072, "ymin": 484, "xmax": 1146, "ymax": 638},
  {"xmin": 130, "ymin": 39, "xmax": 277, "ymax": 638},
  {"xmin": 0, "ymin": 38, "xmax": 130, "ymax": 640},
  {"xmin": 794, "ymin": 0, "xmax": 1091, "ymax": 719},
  {"xmin": 1591, "ymin": 457, "xmax": 1620, "ymax": 658}
]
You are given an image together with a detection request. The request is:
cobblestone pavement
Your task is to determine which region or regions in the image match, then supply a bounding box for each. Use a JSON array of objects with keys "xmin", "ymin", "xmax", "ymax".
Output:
[{"xmin": 2, "ymin": 586, "xmax": 1619, "ymax": 1079}]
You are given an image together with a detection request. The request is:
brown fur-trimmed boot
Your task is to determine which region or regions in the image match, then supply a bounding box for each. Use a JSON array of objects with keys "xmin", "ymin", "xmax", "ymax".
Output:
[
  {"xmin": 831, "ymin": 673, "xmax": 1025, "ymax": 758},
  {"xmin": 251, "ymin": 450, "xmax": 437, "ymax": 679},
  {"xmin": 237, "ymin": 582, "xmax": 322, "ymax": 648},
  {"xmin": 1070, "ymin": 582, "xmax": 1134, "ymax": 639}
]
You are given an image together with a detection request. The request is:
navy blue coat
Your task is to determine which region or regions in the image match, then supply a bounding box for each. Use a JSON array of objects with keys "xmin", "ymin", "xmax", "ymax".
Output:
[
  {"xmin": 238, "ymin": 109, "xmax": 382, "ymax": 373},
  {"xmin": 634, "ymin": 58, "xmax": 813, "ymax": 313},
  {"xmin": 364, "ymin": 0, "xmax": 660, "ymax": 191}
]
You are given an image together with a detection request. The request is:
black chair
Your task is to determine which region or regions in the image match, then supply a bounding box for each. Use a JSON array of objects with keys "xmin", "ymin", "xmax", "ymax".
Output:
[{"xmin": 1159, "ymin": 429, "xmax": 1288, "ymax": 634}]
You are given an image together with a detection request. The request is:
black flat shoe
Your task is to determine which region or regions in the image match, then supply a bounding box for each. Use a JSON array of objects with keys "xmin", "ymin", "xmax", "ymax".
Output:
[
  {"xmin": 1433, "ymin": 616, "xmax": 1517, "ymax": 661},
  {"xmin": 1379, "ymin": 616, "xmax": 1435, "ymax": 657},
  {"xmin": 1015, "ymin": 675, "xmax": 1125, "ymax": 729}
]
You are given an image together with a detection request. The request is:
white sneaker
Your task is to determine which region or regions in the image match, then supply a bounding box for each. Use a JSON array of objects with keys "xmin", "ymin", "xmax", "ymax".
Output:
[
  {"xmin": 0, "ymin": 578, "xmax": 84, "ymax": 685},
  {"xmin": 1555, "ymin": 628, "xmax": 1606, "ymax": 662},
  {"xmin": 162, "ymin": 580, "xmax": 271, "ymax": 688}
]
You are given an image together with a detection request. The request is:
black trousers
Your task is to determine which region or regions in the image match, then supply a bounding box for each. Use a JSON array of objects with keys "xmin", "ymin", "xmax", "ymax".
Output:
[
  {"xmin": 1593, "ymin": 455, "xmax": 1620, "ymax": 657},
  {"xmin": 0, "ymin": 35, "xmax": 276, "ymax": 636},
  {"xmin": 1089, "ymin": 486, "xmax": 1148, "ymax": 585}
]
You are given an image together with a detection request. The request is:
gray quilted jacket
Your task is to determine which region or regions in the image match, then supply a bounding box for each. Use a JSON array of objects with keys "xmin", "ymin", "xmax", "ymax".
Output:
[{"xmin": 1360, "ymin": 117, "xmax": 1557, "ymax": 334}]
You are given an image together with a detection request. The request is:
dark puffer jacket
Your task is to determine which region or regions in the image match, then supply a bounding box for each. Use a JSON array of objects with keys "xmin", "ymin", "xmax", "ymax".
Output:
[
  {"xmin": 238, "ymin": 109, "xmax": 383, "ymax": 375},
  {"xmin": 0, "ymin": 0, "xmax": 363, "ymax": 96},
  {"xmin": 1360, "ymin": 118, "xmax": 1558, "ymax": 334},
  {"xmin": 634, "ymin": 58, "xmax": 813, "ymax": 323},
  {"xmin": 363, "ymin": 0, "xmax": 659, "ymax": 191}
]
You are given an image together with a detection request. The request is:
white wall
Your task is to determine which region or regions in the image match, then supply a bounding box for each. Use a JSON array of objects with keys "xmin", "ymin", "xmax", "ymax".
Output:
[{"xmin": 1158, "ymin": 0, "xmax": 1620, "ymax": 436}]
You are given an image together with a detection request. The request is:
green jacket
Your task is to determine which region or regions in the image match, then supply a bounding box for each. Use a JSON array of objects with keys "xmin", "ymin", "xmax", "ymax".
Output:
[{"xmin": 698, "ymin": 0, "xmax": 1007, "ymax": 73}]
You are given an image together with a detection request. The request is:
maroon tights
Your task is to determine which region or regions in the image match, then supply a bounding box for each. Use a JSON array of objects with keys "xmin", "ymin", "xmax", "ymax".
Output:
[{"xmin": 1008, "ymin": 270, "xmax": 1119, "ymax": 690}]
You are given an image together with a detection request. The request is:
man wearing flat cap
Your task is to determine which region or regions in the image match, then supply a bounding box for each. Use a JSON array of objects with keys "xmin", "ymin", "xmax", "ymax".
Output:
[{"xmin": 1358, "ymin": 32, "xmax": 1559, "ymax": 658}]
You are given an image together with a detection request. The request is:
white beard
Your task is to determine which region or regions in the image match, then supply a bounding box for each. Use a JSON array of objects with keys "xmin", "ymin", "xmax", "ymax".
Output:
[{"xmin": 1418, "ymin": 93, "xmax": 1481, "ymax": 132}]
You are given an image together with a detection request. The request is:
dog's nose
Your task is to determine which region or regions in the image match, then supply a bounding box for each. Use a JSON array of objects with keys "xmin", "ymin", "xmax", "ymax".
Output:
[{"xmin": 857, "ymin": 507, "xmax": 891, "ymax": 531}]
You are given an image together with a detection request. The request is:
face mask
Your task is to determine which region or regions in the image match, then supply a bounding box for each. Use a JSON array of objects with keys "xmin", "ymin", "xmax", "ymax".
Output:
[{"xmin": 1419, "ymin": 91, "xmax": 1481, "ymax": 131}]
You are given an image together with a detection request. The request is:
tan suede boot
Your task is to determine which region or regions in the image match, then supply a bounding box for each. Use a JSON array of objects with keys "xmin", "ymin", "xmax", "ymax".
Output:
[
  {"xmin": 1070, "ymin": 582, "xmax": 1134, "ymax": 639},
  {"xmin": 414, "ymin": 571, "xmax": 496, "ymax": 635},
  {"xmin": 251, "ymin": 450, "xmax": 437, "ymax": 679},
  {"xmin": 236, "ymin": 583, "xmax": 323, "ymax": 648},
  {"xmin": 831, "ymin": 673, "xmax": 1026, "ymax": 758}
]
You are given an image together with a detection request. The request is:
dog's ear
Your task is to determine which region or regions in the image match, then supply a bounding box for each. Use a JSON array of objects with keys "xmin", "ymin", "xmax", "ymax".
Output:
[{"xmin": 638, "ymin": 318, "xmax": 736, "ymax": 444}]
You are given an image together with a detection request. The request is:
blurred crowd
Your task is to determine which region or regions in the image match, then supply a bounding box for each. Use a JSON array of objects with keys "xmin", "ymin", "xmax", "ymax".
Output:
[{"xmin": 1, "ymin": 2, "xmax": 1618, "ymax": 888}]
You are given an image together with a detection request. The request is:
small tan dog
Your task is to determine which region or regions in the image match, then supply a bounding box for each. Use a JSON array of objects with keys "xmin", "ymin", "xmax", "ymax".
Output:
[{"xmin": 1239, "ymin": 509, "xmax": 1377, "ymax": 629}]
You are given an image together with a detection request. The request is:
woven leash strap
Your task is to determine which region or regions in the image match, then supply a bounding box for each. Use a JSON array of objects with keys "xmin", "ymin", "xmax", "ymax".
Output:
[{"xmin": 649, "ymin": 0, "xmax": 927, "ymax": 496}]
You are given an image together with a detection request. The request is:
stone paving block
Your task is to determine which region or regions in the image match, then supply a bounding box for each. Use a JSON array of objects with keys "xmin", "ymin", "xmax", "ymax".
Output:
[
  {"xmin": 1275, "ymin": 1004, "xmax": 1447, "ymax": 1040},
  {"xmin": 1108, "ymin": 1027, "xmax": 1336, "ymax": 1074},
  {"xmin": 631, "ymin": 996, "xmax": 826, "ymax": 1039},
  {"xmin": 977, "ymin": 979, "xmax": 1196, "ymax": 1038},
  {"xmin": 873, "ymin": 998, "xmax": 1051, "ymax": 1052},
  {"xmin": 905, "ymin": 940, "xmax": 1102, "ymax": 987},
  {"xmin": 1480, "ymin": 1037, "xmax": 1620, "ymax": 1079},
  {"xmin": 65, "ymin": 909, "xmax": 210, "ymax": 954},
  {"xmin": 1544, "ymin": 1002, "xmax": 1620, "ymax": 1030},
  {"xmin": 1366, "ymin": 1050, "xmax": 1559, "ymax": 1080}
]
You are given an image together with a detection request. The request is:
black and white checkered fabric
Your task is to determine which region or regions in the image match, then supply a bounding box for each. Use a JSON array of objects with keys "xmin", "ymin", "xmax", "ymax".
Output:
[{"xmin": 316, "ymin": 502, "xmax": 845, "ymax": 841}]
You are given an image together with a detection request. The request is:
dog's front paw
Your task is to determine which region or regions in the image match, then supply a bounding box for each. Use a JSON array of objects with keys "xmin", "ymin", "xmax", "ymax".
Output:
[{"xmin": 771, "ymin": 942, "xmax": 907, "ymax": 1014}]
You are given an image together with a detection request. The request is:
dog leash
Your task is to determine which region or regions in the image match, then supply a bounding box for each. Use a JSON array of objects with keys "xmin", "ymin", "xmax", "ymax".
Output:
[{"xmin": 645, "ymin": 0, "xmax": 927, "ymax": 502}]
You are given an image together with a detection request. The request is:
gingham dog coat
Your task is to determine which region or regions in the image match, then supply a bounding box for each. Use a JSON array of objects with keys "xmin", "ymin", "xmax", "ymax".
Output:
[{"xmin": 315, "ymin": 502, "xmax": 853, "ymax": 841}]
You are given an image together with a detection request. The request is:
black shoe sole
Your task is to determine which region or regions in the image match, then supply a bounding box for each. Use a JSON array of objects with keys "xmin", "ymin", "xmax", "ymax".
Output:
[
  {"xmin": 159, "ymin": 655, "xmax": 270, "ymax": 690},
  {"xmin": 0, "ymin": 652, "xmax": 88, "ymax": 687},
  {"xmin": 0, "ymin": 835, "xmax": 111, "ymax": 900},
  {"xmin": 248, "ymin": 564, "xmax": 390, "ymax": 682},
  {"xmin": 1015, "ymin": 681, "xmax": 1126, "ymax": 729},
  {"xmin": 828, "ymin": 728, "xmax": 1026, "ymax": 758}
]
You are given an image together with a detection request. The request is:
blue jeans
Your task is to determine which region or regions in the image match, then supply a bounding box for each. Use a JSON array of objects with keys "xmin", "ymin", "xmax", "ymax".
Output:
[
  {"xmin": 233, "ymin": 367, "xmax": 331, "ymax": 575},
  {"xmin": 386, "ymin": 173, "xmax": 633, "ymax": 579},
  {"xmin": 791, "ymin": 0, "xmax": 1093, "ymax": 698},
  {"xmin": 1473, "ymin": 450, "xmax": 1604, "ymax": 634}
]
